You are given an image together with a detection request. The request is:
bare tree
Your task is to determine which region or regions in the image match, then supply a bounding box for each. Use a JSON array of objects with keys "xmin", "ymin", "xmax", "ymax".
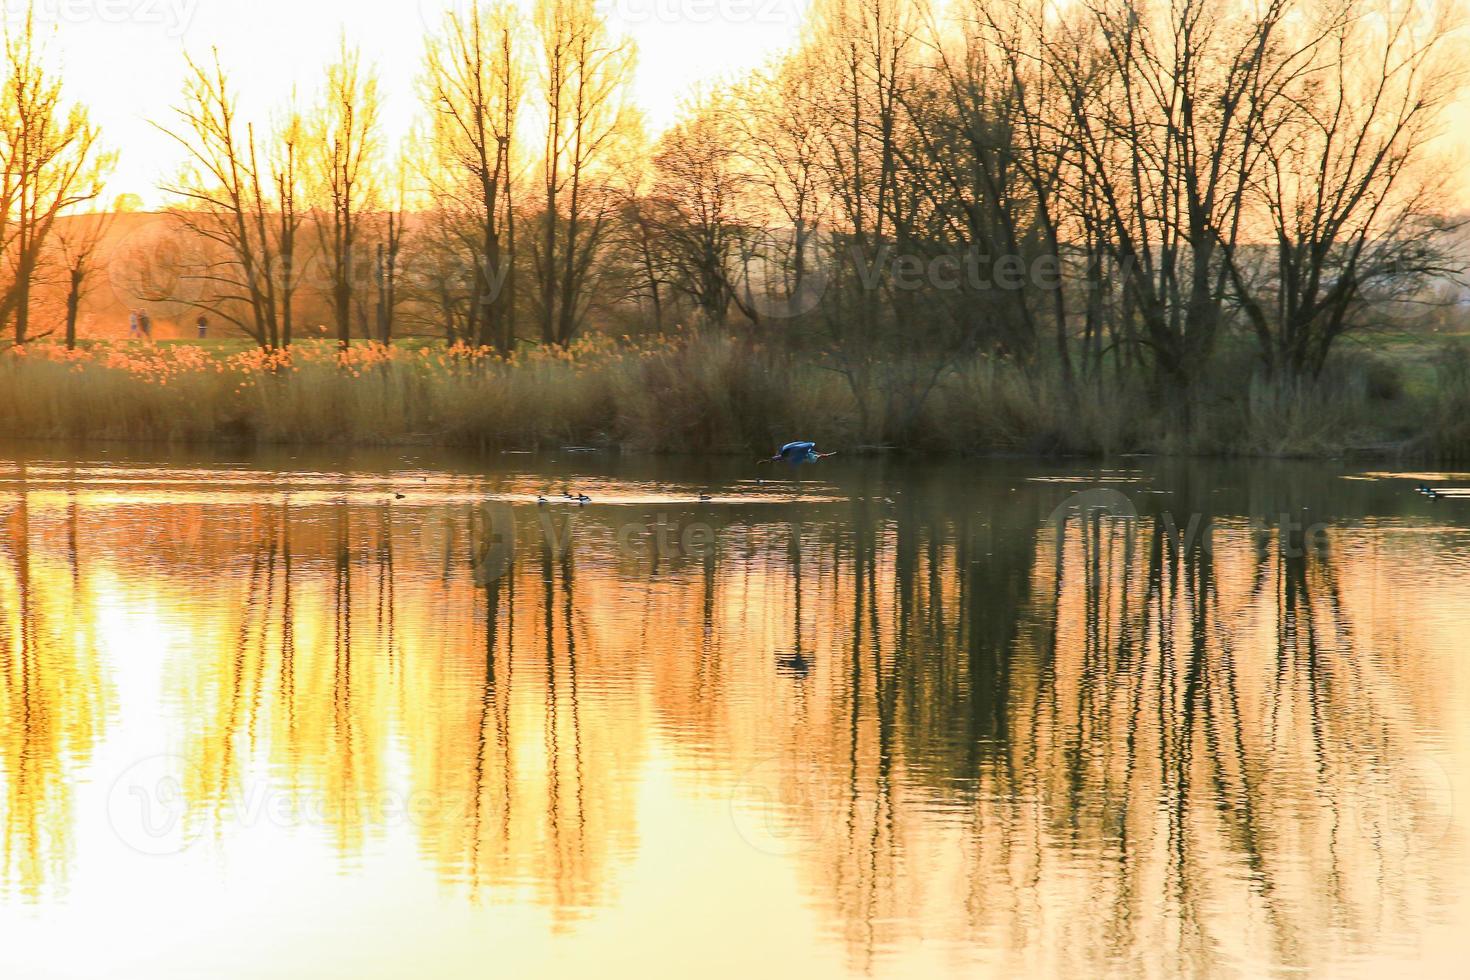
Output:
[
  {"xmin": 155, "ymin": 52, "xmax": 299, "ymax": 348},
  {"xmin": 1223, "ymin": 0, "xmax": 1461, "ymax": 379},
  {"xmin": 732, "ymin": 52, "xmax": 828, "ymax": 324},
  {"xmin": 648, "ymin": 94, "xmax": 755, "ymax": 326},
  {"xmin": 423, "ymin": 1, "xmax": 523, "ymax": 351},
  {"xmin": 532, "ymin": 0, "xmax": 638, "ymax": 346},
  {"xmin": 0, "ymin": 9, "xmax": 109, "ymax": 344},
  {"xmin": 806, "ymin": 0, "xmax": 928, "ymax": 436},
  {"xmin": 273, "ymin": 104, "xmax": 305, "ymax": 347},
  {"xmin": 606, "ymin": 163, "xmax": 676, "ymax": 336},
  {"xmin": 374, "ymin": 163, "xmax": 408, "ymax": 344},
  {"xmin": 1006, "ymin": 0, "xmax": 1288, "ymax": 393},
  {"xmin": 52, "ymin": 209, "xmax": 113, "ymax": 349},
  {"xmin": 310, "ymin": 39, "xmax": 382, "ymax": 348}
]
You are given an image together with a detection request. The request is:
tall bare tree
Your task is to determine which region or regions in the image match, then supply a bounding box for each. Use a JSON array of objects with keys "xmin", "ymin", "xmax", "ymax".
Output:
[
  {"xmin": 311, "ymin": 40, "xmax": 382, "ymax": 348},
  {"xmin": 807, "ymin": 0, "xmax": 927, "ymax": 435},
  {"xmin": 374, "ymin": 161, "xmax": 408, "ymax": 344},
  {"xmin": 1224, "ymin": 0, "xmax": 1461, "ymax": 379},
  {"xmin": 424, "ymin": 2, "xmax": 523, "ymax": 351},
  {"xmin": 273, "ymin": 103, "xmax": 305, "ymax": 347},
  {"xmin": 649, "ymin": 95, "xmax": 754, "ymax": 326},
  {"xmin": 155, "ymin": 52, "xmax": 299, "ymax": 348},
  {"xmin": 532, "ymin": 0, "xmax": 638, "ymax": 346},
  {"xmin": 609, "ymin": 166, "xmax": 675, "ymax": 336},
  {"xmin": 52, "ymin": 209, "xmax": 113, "ymax": 349},
  {"xmin": 732, "ymin": 52, "xmax": 828, "ymax": 322},
  {"xmin": 0, "ymin": 9, "xmax": 108, "ymax": 344}
]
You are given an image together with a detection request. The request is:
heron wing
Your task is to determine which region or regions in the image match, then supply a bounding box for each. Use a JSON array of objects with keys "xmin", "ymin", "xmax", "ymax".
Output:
[{"xmin": 780, "ymin": 441, "xmax": 816, "ymax": 456}]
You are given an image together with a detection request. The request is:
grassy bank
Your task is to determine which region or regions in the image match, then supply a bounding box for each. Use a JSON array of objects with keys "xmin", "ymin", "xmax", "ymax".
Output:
[{"xmin": 2, "ymin": 334, "xmax": 1468, "ymax": 459}]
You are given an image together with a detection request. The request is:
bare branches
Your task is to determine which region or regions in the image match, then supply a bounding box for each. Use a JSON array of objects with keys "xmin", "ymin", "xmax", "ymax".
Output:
[
  {"xmin": 531, "ymin": 0, "xmax": 638, "ymax": 346},
  {"xmin": 16, "ymin": 0, "xmax": 1449, "ymax": 405},
  {"xmin": 309, "ymin": 38, "xmax": 382, "ymax": 348},
  {"xmin": 0, "ymin": 8, "xmax": 110, "ymax": 343},
  {"xmin": 154, "ymin": 51, "xmax": 300, "ymax": 348},
  {"xmin": 422, "ymin": 1, "xmax": 523, "ymax": 351}
]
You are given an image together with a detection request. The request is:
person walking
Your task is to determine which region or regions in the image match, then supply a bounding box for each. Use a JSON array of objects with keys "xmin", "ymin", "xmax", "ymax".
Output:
[
  {"xmin": 140, "ymin": 310, "xmax": 152, "ymax": 341},
  {"xmin": 196, "ymin": 314, "xmax": 208, "ymax": 340},
  {"xmin": 128, "ymin": 310, "xmax": 139, "ymax": 339}
]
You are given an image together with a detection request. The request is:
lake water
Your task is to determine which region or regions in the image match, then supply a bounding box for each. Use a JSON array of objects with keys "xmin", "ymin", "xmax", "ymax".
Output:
[{"xmin": 1, "ymin": 446, "xmax": 1468, "ymax": 978}]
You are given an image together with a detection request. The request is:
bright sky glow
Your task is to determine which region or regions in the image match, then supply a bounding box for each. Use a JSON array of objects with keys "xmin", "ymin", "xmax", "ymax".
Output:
[{"xmin": 14, "ymin": 0, "xmax": 810, "ymax": 207}]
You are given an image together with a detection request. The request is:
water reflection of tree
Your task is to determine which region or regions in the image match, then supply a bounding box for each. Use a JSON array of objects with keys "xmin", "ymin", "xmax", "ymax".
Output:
[
  {"xmin": 793, "ymin": 499, "xmax": 1449, "ymax": 975},
  {"xmin": 410, "ymin": 509, "xmax": 642, "ymax": 923},
  {"xmin": 637, "ymin": 483, "xmax": 1455, "ymax": 974},
  {"xmin": 0, "ymin": 468, "xmax": 111, "ymax": 900},
  {"xmin": 0, "ymin": 475, "xmax": 1455, "ymax": 971}
]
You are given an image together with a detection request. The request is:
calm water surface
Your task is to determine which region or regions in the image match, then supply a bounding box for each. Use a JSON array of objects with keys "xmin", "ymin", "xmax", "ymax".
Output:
[{"xmin": 1, "ymin": 446, "xmax": 1468, "ymax": 978}]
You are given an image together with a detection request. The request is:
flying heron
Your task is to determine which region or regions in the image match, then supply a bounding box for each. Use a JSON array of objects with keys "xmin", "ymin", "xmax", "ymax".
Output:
[{"xmin": 759, "ymin": 441, "xmax": 837, "ymax": 468}]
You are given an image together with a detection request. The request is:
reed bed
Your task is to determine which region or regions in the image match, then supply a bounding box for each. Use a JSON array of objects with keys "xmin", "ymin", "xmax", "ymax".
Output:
[
  {"xmin": 0, "ymin": 334, "xmax": 1459, "ymax": 459},
  {"xmin": 0, "ymin": 335, "xmax": 841, "ymax": 452}
]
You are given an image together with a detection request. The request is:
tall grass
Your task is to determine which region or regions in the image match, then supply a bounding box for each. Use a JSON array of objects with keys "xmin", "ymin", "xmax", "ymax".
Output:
[
  {"xmin": 1430, "ymin": 340, "xmax": 1470, "ymax": 461},
  {"xmin": 0, "ymin": 334, "xmax": 1459, "ymax": 458},
  {"xmin": 0, "ymin": 335, "xmax": 833, "ymax": 451}
]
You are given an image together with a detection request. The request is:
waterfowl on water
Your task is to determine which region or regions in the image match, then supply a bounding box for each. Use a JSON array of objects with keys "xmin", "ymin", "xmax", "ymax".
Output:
[{"xmin": 776, "ymin": 650, "xmax": 812, "ymax": 678}]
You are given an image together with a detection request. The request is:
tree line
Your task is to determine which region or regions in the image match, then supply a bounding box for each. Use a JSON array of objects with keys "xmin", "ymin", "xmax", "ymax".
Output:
[{"xmin": 1, "ymin": 0, "xmax": 1464, "ymax": 413}]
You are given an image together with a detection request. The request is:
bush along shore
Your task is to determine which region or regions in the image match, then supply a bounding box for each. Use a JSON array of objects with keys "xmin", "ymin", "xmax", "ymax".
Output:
[{"xmin": 3, "ymin": 334, "xmax": 1469, "ymax": 460}]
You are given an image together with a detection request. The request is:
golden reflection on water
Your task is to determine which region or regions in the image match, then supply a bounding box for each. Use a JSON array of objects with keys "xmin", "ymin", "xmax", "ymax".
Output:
[
  {"xmin": 0, "ymin": 473, "xmax": 113, "ymax": 902},
  {"xmin": 0, "ymin": 458, "xmax": 1467, "ymax": 977}
]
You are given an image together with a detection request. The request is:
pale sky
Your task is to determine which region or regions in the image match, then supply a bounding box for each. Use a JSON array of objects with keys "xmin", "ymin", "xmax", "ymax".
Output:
[
  {"xmin": 21, "ymin": 0, "xmax": 810, "ymax": 207},
  {"xmin": 27, "ymin": 0, "xmax": 1470, "ymax": 211}
]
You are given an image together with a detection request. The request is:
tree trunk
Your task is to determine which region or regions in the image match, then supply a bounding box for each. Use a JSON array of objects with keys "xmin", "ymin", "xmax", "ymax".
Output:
[{"xmin": 64, "ymin": 269, "xmax": 82, "ymax": 350}]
